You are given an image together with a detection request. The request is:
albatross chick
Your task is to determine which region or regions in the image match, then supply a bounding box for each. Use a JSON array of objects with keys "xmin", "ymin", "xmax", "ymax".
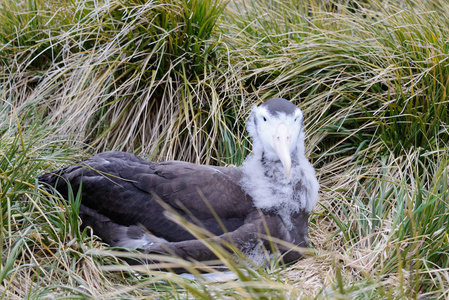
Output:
[{"xmin": 39, "ymin": 98, "xmax": 319, "ymax": 267}]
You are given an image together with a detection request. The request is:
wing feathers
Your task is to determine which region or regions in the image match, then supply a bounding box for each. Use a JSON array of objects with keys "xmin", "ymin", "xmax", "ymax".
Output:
[{"xmin": 40, "ymin": 151, "xmax": 254, "ymax": 242}]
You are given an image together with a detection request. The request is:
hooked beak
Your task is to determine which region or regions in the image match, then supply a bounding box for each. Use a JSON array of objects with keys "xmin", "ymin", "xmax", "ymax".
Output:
[{"xmin": 273, "ymin": 123, "xmax": 292, "ymax": 179}]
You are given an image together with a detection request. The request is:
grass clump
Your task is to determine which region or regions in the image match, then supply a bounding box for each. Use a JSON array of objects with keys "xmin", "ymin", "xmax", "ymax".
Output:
[
  {"xmin": 0, "ymin": 103, "xmax": 89, "ymax": 297},
  {"xmin": 225, "ymin": 0, "xmax": 449, "ymax": 160},
  {"xmin": 318, "ymin": 148, "xmax": 449, "ymax": 298},
  {"xmin": 2, "ymin": 0, "xmax": 239, "ymax": 162}
]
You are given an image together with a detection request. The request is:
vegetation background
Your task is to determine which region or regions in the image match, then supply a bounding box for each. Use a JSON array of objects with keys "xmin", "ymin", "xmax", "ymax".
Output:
[{"xmin": 1, "ymin": 0, "xmax": 449, "ymax": 298}]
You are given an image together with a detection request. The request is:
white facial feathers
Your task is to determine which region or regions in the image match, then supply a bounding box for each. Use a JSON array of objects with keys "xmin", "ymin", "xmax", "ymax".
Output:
[
  {"xmin": 247, "ymin": 102, "xmax": 304, "ymax": 164},
  {"xmin": 242, "ymin": 99, "xmax": 319, "ymax": 219}
]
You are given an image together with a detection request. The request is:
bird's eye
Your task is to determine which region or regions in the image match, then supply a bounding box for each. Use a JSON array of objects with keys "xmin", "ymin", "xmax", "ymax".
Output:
[{"xmin": 263, "ymin": 116, "xmax": 267, "ymax": 122}]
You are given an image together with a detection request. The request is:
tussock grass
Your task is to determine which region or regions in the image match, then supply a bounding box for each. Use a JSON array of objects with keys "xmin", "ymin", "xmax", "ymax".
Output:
[
  {"xmin": 225, "ymin": 0, "xmax": 449, "ymax": 159},
  {"xmin": 2, "ymin": 0, "xmax": 449, "ymax": 298}
]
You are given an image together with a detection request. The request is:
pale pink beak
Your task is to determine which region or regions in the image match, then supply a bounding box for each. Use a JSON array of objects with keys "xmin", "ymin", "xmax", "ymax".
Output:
[{"xmin": 273, "ymin": 123, "xmax": 292, "ymax": 179}]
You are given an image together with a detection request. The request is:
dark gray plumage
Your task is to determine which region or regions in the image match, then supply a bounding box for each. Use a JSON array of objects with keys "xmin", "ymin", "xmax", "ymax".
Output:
[{"xmin": 39, "ymin": 98, "xmax": 319, "ymax": 266}]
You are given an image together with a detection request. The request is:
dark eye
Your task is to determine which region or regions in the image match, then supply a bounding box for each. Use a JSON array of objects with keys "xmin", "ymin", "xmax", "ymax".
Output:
[{"xmin": 263, "ymin": 116, "xmax": 267, "ymax": 122}]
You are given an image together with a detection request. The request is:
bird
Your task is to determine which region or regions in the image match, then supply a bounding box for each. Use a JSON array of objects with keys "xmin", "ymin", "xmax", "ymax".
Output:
[{"xmin": 39, "ymin": 98, "xmax": 319, "ymax": 267}]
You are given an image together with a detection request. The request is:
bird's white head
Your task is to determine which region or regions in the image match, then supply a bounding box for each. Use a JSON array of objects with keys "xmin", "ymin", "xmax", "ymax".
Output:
[{"xmin": 246, "ymin": 98, "xmax": 305, "ymax": 179}]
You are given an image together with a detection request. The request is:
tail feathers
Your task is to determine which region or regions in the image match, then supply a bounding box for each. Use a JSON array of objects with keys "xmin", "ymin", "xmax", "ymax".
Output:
[
  {"xmin": 38, "ymin": 171, "xmax": 62, "ymax": 189},
  {"xmin": 79, "ymin": 204, "xmax": 165, "ymax": 249},
  {"xmin": 38, "ymin": 167, "xmax": 72, "ymax": 194},
  {"xmin": 38, "ymin": 164, "xmax": 86, "ymax": 200}
]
